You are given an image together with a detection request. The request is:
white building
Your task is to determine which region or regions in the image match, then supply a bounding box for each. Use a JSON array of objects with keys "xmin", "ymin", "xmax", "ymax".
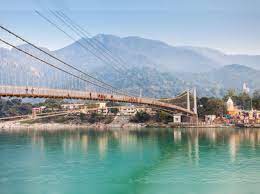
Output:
[
  {"xmin": 117, "ymin": 106, "xmax": 154, "ymax": 116},
  {"xmin": 118, "ymin": 106, "xmax": 136, "ymax": 116},
  {"xmin": 243, "ymin": 82, "xmax": 250, "ymax": 94},
  {"xmin": 173, "ymin": 115, "xmax": 181, "ymax": 123},
  {"xmin": 61, "ymin": 103, "xmax": 85, "ymax": 110},
  {"xmin": 205, "ymin": 115, "xmax": 216, "ymax": 124},
  {"xmin": 99, "ymin": 102, "xmax": 107, "ymax": 109},
  {"xmin": 226, "ymin": 97, "xmax": 234, "ymax": 112}
]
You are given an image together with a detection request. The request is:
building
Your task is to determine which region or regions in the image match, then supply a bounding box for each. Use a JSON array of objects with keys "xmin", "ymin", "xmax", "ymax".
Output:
[
  {"xmin": 118, "ymin": 106, "xmax": 137, "ymax": 116},
  {"xmin": 243, "ymin": 82, "xmax": 250, "ymax": 94},
  {"xmin": 173, "ymin": 115, "xmax": 181, "ymax": 123},
  {"xmin": 61, "ymin": 103, "xmax": 85, "ymax": 110},
  {"xmin": 205, "ymin": 115, "xmax": 216, "ymax": 124},
  {"xmin": 225, "ymin": 96, "xmax": 260, "ymax": 124},
  {"xmin": 32, "ymin": 106, "xmax": 46, "ymax": 117},
  {"xmin": 98, "ymin": 102, "xmax": 106, "ymax": 109},
  {"xmin": 226, "ymin": 97, "xmax": 239, "ymax": 116},
  {"xmin": 32, "ymin": 106, "xmax": 46, "ymax": 114},
  {"xmin": 227, "ymin": 97, "xmax": 234, "ymax": 112},
  {"xmin": 117, "ymin": 106, "xmax": 155, "ymax": 116}
]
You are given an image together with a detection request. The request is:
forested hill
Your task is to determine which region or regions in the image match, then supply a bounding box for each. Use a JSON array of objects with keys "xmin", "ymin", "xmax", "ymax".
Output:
[{"xmin": 0, "ymin": 34, "xmax": 260, "ymax": 97}]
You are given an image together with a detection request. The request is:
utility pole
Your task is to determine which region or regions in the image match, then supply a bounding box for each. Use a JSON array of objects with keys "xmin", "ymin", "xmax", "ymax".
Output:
[{"xmin": 187, "ymin": 89, "xmax": 190, "ymax": 111}]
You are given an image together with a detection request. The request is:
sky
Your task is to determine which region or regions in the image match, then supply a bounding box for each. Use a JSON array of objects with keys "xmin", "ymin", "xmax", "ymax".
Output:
[{"xmin": 0, "ymin": 0, "xmax": 259, "ymax": 55}]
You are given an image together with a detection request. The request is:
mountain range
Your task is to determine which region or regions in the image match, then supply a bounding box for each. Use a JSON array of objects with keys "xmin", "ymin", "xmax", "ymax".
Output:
[{"xmin": 0, "ymin": 34, "xmax": 259, "ymax": 97}]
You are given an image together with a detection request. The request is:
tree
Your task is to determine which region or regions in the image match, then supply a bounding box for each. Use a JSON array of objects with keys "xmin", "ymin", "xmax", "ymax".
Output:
[
  {"xmin": 253, "ymin": 90, "xmax": 260, "ymax": 98},
  {"xmin": 223, "ymin": 90, "xmax": 252, "ymax": 110},
  {"xmin": 87, "ymin": 112, "xmax": 101, "ymax": 124},
  {"xmin": 155, "ymin": 111, "xmax": 173, "ymax": 123},
  {"xmin": 106, "ymin": 101, "xmax": 120, "ymax": 107},
  {"xmin": 252, "ymin": 90, "xmax": 260, "ymax": 110},
  {"xmin": 39, "ymin": 99, "xmax": 63, "ymax": 110},
  {"xmin": 238, "ymin": 92, "xmax": 251, "ymax": 110},
  {"xmin": 109, "ymin": 107, "xmax": 119, "ymax": 115},
  {"xmin": 0, "ymin": 98, "xmax": 32, "ymax": 117},
  {"xmin": 223, "ymin": 89, "xmax": 237, "ymax": 102},
  {"xmin": 79, "ymin": 112, "xmax": 86, "ymax": 121},
  {"xmin": 198, "ymin": 97, "xmax": 226, "ymax": 118},
  {"xmin": 130, "ymin": 111, "xmax": 150, "ymax": 123}
]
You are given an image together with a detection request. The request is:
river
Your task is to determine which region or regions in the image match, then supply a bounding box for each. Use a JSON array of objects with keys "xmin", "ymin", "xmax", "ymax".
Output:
[{"xmin": 0, "ymin": 128, "xmax": 260, "ymax": 194}]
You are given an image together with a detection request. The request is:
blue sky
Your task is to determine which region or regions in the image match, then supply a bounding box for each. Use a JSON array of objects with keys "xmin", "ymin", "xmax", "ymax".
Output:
[{"xmin": 0, "ymin": 0, "xmax": 259, "ymax": 54}]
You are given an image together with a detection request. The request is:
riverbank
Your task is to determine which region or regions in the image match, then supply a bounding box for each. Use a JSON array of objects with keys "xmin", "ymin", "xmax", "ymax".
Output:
[
  {"xmin": 0, "ymin": 121, "xmax": 146, "ymax": 131},
  {"xmin": 1, "ymin": 115, "xmax": 259, "ymax": 131},
  {"xmin": 0, "ymin": 121, "xmax": 239, "ymax": 132}
]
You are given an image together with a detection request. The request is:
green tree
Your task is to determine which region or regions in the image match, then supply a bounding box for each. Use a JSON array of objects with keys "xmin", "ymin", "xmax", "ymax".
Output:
[
  {"xmin": 79, "ymin": 112, "xmax": 86, "ymax": 121},
  {"xmin": 155, "ymin": 111, "xmax": 173, "ymax": 123},
  {"xmin": 223, "ymin": 90, "xmax": 252, "ymax": 110},
  {"xmin": 252, "ymin": 90, "xmax": 260, "ymax": 110},
  {"xmin": 87, "ymin": 112, "xmax": 103, "ymax": 124},
  {"xmin": 198, "ymin": 97, "xmax": 226, "ymax": 118},
  {"xmin": 239, "ymin": 92, "xmax": 251, "ymax": 110},
  {"xmin": 106, "ymin": 101, "xmax": 120, "ymax": 107},
  {"xmin": 130, "ymin": 111, "xmax": 150, "ymax": 123},
  {"xmin": 223, "ymin": 89, "xmax": 237, "ymax": 101},
  {"xmin": 109, "ymin": 107, "xmax": 119, "ymax": 115},
  {"xmin": 38, "ymin": 99, "xmax": 63, "ymax": 110},
  {"xmin": 0, "ymin": 98, "xmax": 32, "ymax": 117}
]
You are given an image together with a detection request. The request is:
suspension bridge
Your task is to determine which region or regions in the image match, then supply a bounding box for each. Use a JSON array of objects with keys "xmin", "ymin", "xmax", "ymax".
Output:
[{"xmin": 0, "ymin": 10, "xmax": 197, "ymax": 121}]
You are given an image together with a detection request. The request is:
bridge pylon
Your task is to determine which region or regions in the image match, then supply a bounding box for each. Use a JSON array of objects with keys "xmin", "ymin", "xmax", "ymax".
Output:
[
  {"xmin": 193, "ymin": 87, "xmax": 197, "ymax": 115},
  {"xmin": 187, "ymin": 89, "xmax": 190, "ymax": 111}
]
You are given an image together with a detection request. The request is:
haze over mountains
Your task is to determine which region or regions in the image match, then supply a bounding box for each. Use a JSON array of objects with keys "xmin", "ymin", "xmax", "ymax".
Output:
[{"xmin": 0, "ymin": 34, "xmax": 259, "ymax": 97}]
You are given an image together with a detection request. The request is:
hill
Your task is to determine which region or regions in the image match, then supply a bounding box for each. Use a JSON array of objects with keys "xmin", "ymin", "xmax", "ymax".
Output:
[{"xmin": 0, "ymin": 34, "xmax": 260, "ymax": 97}]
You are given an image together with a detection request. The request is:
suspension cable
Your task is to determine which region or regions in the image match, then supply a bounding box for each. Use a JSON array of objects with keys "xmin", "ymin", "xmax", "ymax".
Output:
[
  {"xmin": 0, "ymin": 25, "xmax": 134, "ymax": 96},
  {"xmin": 35, "ymin": 10, "xmax": 138, "ymax": 96},
  {"xmin": 51, "ymin": 10, "xmax": 126, "ymax": 73},
  {"xmin": 57, "ymin": 11, "xmax": 130, "ymax": 72},
  {"xmin": 35, "ymin": 10, "xmax": 123, "ymax": 74},
  {"xmin": 0, "ymin": 37, "xmax": 128, "ymax": 95}
]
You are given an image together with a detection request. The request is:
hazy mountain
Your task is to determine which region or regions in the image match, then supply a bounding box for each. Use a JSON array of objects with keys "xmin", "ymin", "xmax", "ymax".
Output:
[
  {"xmin": 183, "ymin": 46, "xmax": 260, "ymax": 70},
  {"xmin": 177, "ymin": 64, "xmax": 260, "ymax": 97},
  {"xmin": 206, "ymin": 64, "xmax": 260, "ymax": 90},
  {"xmin": 53, "ymin": 34, "xmax": 260, "ymax": 73},
  {"xmin": 0, "ymin": 34, "xmax": 260, "ymax": 97}
]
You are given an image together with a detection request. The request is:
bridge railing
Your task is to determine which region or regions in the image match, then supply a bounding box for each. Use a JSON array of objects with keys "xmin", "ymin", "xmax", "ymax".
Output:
[{"xmin": 0, "ymin": 85, "xmax": 195, "ymax": 115}]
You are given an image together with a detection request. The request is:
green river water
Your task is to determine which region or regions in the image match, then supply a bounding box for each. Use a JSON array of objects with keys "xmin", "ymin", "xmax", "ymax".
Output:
[{"xmin": 0, "ymin": 128, "xmax": 260, "ymax": 194}]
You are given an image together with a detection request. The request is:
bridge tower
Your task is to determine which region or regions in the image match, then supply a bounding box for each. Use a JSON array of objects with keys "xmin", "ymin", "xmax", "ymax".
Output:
[
  {"xmin": 193, "ymin": 87, "xmax": 197, "ymax": 115},
  {"xmin": 193, "ymin": 87, "xmax": 198, "ymax": 125},
  {"xmin": 187, "ymin": 89, "xmax": 190, "ymax": 111}
]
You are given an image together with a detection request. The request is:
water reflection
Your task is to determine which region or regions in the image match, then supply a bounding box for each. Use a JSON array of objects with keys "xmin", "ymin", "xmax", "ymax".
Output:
[
  {"xmin": 98, "ymin": 135, "xmax": 108, "ymax": 159},
  {"xmin": 0, "ymin": 128, "xmax": 260, "ymax": 162},
  {"xmin": 31, "ymin": 131, "xmax": 45, "ymax": 152},
  {"xmin": 1, "ymin": 128, "xmax": 260, "ymax": 194},
  {"xmin": 229, "ymin": 134, "xmax": 238, "ymax": 162},
  {"xmin": 81, "ymin": 134, "xmax": 88, "ymax": 153},
  {"xmin": 173, "ymin": 130, "xmax": 182, "ymax": 142},
  {"xmin": 113, "ymin": 131, "xmax": 138, "ymax": 152}
]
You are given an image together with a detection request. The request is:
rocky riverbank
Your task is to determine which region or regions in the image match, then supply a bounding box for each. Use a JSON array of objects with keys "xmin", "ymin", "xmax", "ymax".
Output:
[
  {"xmin": 0, "ymin": 120, "xmax": 235, "ymax": 132},
  {"xmin": 0, "ymin": 114, "xmax": 146, "ymax": 131},
  {"xmin": 1, "ymin": 114, "xmax": 257, "ymax": 132}
]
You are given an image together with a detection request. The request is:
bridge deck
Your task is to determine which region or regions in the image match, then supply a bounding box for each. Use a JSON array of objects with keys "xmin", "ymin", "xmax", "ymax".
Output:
[{"xmin": 0, "ymin": 85, "xmax": 195, "ymax": 115}]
